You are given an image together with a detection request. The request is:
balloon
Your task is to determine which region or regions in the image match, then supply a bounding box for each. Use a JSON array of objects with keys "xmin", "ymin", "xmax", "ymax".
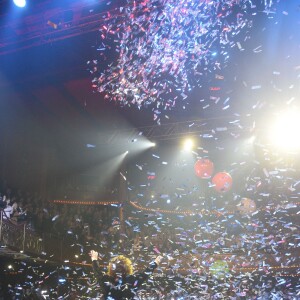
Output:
[
  {"xmin": 194, "ymin": 159, "xmax": 214, "ymax": 179},
  {"xmin": 212, "ymin": 172, "xmax": 232, "ymax": 193},
  {"xmin": 238, "ymin": 198, "xmax": 256, "ymax": 214},
  {"xmin": 210, "ymin": 260, "xmax": 229, "ymax": 279}
]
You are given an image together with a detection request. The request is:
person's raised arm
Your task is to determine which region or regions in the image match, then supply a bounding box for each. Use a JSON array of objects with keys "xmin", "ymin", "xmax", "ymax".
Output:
[
  {"xmin": 89, "ymin": 250, "xmax": 103, "ymax": 279},
  {"xmin": 90, "ymin": 250, "xmax": 98, "ymax": 261}
]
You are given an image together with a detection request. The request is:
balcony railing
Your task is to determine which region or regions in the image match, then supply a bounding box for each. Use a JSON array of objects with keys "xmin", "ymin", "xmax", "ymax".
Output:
[
  {"xmin": 0, "ymin": 209, "xmax": 89, "ymax": 262},
  {"xmin": 0, "ymin": 209, "xmax": 43, "ymax": 255}
]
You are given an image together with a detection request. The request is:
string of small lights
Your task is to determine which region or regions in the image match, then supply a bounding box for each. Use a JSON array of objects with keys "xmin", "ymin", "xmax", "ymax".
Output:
[
  {"xmin": 51, "ymin": 199, "xmax": 300, "ymax": 217},
  {"xmin": 129, "ymin": 201, "xmax": 300, "ymax": 216},
  {"xmin": 129, "ymin": 201, "xmax": 194, "ymax": 215},
  {"xmin": 52, "ymin": 200, "xmax": 120, "ymax": 205}
]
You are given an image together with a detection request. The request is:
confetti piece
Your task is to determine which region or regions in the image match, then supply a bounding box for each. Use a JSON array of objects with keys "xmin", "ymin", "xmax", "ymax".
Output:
[{"xmin": 47, "ymin": 20, "xmax": 58, "ymax": 29}]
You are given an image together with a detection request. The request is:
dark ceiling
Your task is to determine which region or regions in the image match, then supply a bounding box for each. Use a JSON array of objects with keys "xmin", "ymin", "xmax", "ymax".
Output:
[{"xmin": 0, "ymin": 0, "xmax": 299, "ymax": 186}]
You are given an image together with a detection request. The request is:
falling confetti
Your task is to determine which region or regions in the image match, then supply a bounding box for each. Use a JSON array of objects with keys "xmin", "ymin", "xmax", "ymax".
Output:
[{"xmin": 89, "ymin": 0, "xmax": 279, "ymax": 121}]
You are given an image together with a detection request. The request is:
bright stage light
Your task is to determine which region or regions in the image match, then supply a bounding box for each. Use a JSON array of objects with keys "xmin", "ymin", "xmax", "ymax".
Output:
[
  {"xmin": 269, "ymin": 111, "xmax": 300, "ymax": 150},
  {"xmin": 13, "ymin": 0, "xmax": 26, "ymax": 8},
  {"xmin": 183, "ymin": 138, "xmax": 194, "ymax": 151},
  {"xmin": 150, "ymin": 142, "xmax": 156, "ymax": 147}
]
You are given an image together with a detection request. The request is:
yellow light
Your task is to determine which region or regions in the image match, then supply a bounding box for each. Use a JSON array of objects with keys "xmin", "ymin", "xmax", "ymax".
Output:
[{"xmin": 183, "ymin": 138, "xmax": 194, "ymax": 151}]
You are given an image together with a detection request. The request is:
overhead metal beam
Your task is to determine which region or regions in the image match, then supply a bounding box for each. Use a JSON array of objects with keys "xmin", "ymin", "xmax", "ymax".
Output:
[
  {"xmin": 0, "ymin": 0, "xmax": 118, "ymax": 55},
  {"xmin": 96, "ymin": 116, "xmax": 253, "ymax": 145}
]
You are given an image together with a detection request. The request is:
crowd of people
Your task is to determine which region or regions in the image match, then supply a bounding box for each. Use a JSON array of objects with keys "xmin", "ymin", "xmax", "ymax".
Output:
[
  {"xmin": 1, "ymin": 185, "xmax": 299, "ymax": 262},
  {"xmin": 0, "ymin": 180, "xmax": 299, "ymax": 299}
]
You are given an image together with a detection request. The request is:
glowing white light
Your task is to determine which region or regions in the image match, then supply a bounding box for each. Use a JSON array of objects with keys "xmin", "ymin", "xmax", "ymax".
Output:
[
  {"xmin": 247, "ymin": 136, "xmax": 255, "ymax": 145},
  {"xmin": 125, "ymin": 150, "xmax": 129, "ymax": 155},
  {"xmin": 13, "ymin": 0, "xmax": 26, "ymax": 8},
  {"xmin": 183, "ymin": 138, "xmax": 194, "ymax": 151},
  {"xmin": 150, "ymin": 142, "xmax": 156, "ymax": 147},
  {"xmin": 269, "ymin": 111, "xmax": 300, "ymax": 150}
]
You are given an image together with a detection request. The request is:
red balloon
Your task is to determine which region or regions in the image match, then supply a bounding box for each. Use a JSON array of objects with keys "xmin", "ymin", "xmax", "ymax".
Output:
[
  {"xmin": 212, "ymin": 172, "xmax": 232, "ymax": 193},
  {"xmin": 194, "ymin": 159, "xmax": 214, "ymax": 179}
]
